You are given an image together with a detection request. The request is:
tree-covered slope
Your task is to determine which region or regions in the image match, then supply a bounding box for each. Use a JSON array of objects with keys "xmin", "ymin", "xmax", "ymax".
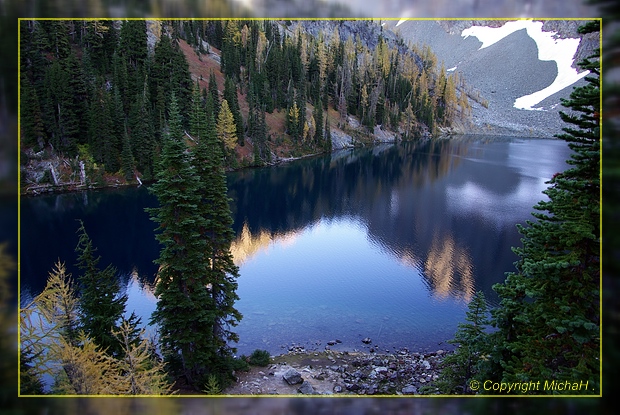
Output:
[{"xmin": 19, "ymin": 19, "xmax": 473, "ymax": 194}]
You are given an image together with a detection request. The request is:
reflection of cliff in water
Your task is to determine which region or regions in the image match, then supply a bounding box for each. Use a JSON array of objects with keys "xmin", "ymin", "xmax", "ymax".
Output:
[
  {"xmin": 228, "ymin": 138, "xmax": 532, "ymax": 304},
  {"xmin": 21, "ymin": 137, "xmax": 568, "ymax": 307}
]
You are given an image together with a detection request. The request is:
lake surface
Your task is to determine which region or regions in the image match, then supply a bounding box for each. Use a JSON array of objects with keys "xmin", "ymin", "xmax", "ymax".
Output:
[{"xmin": 20, "ymin": 136, "xmax": 572, "ymax": 356}]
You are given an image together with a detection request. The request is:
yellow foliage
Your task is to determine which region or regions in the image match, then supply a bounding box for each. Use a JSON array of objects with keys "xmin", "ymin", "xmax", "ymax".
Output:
[
  {"xmin": 113, "ymin": 320, "xmax": 174, "ymax": 395},
  {"xmin": 54, "ymin": 333, "xmax": 129, "ymax": 395},
  {"xmin": 20, "ymin": 261, "xmax": 174, "ymax": 395},
  {"xmin": 217, "ymin": 99, "xmax": 238, "ymax": 151}
]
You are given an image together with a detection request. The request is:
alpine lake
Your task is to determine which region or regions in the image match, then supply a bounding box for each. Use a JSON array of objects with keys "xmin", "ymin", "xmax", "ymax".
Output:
[{"xmin": 20, "ymin": 136, "xmax": 572, "ymax": 357}]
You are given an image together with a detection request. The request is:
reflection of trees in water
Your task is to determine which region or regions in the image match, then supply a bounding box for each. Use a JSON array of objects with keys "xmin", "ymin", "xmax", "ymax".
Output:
[
  {"xmin": 21, "ymin": 187, "xmax": 161, "ymax": 296},
  {"xmin": 424, "ymin": 233, "xmax": 474, "ymax": 302},
  {"xmin": 228, "ymin": 137, "xmax": 558, "ymax": 305},
  {"xmin": 122, "ymin": 268, "xmax": 157, "ymax": 300},
  {"xmin": 228, "ymin": 139, "xmax": 509, "ymax": 302},
  {"xmin": 229, "ymin": 222, "xmax": 304, "ymax": 265},
  {"xmin": 23, "ymin": 137, "xmax": 537, "ymax": 304},
  {"xmin": 229, "ymin": 140, "xmax": 466, "ymax": 235}
]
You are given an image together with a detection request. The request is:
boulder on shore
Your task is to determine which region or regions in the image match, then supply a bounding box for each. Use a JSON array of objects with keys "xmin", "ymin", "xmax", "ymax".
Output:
[
  {"xmin": 282, "ymin": 368, "xmax": 303, "ymax": 385},
  {"xmin": 298, "ymin": 380, "xmax": 315, "ymax": 394}
]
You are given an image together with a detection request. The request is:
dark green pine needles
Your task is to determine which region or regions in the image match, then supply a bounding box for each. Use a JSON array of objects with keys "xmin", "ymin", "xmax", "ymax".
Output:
[
  {"xmin": 489, "ymin": 21, "xmax": 600, "ymax": 394},
  {"xmin": 75, "ymin": 220, "xmax": 138, "ymax": 358},
  {"xmin": 147, "ymin": 90, "xmax": 241, "ymax": 390}
]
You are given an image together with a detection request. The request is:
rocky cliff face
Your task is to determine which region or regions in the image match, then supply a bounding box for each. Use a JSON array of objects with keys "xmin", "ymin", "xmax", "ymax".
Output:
[{"xmin": 386, "ymin": 19, "xmax": 598, "ymax": 138}]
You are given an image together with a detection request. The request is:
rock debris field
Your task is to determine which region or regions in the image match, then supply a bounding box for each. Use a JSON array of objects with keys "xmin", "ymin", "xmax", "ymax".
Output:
[{"xmin": 222, "ymin": 344, "xmax": 448, "ymax": 396}]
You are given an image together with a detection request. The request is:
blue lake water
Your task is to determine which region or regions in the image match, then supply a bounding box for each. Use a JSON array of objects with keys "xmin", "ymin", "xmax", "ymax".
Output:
[{"xmin": 19, "ymin": 136, "xmax": 572, "ymax": 356}]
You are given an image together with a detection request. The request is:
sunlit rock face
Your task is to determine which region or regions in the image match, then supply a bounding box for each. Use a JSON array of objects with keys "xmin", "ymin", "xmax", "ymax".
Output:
[
  {"xmin": 460, "ymin": 20, "xmax": 589, "ymax": 110},
  {"xmin": 383, "ymin": 19, "xmax": 598, "ymax": 138}
]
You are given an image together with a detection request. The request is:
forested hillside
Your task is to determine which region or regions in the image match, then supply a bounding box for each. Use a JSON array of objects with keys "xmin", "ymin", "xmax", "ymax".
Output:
[{"xmin": 20, "ymin": 19, "xmax": 472, "ymax": 194}]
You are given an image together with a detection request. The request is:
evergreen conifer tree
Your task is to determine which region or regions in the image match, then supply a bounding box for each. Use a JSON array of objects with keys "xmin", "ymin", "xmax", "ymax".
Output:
[
  {"xmin": 313, "ymin": 98, "xmax": 324, "ymax": 147},
  {"xmin": 223, "ymin": 76, "xmax": 244, "ymax": 145},
  {"xmin": 74, "ymin": 221, "xmax": 127, "ymax": 359},
  {"xmin": 19, "ymin": 347, "xmax": 45, "ymax": 395},
  {"xmin": 221, "ymin": 21, "xmax": 241, "ymax": 81},
  {"xmin": 208, "ymin": 70, "xmax": 220, "ymax": 118},
  {"xmin": 43, "ymin": 59, "xmax": 79, "ymax": 156},
  {"xmin": 20, "ymin": 76, "xmax": 46, "ymax": 149},
  {"xmin": 190, "ymin": 88, "xmax": 242, "ymax": 384},
  {"xmin": 64, "ymin": 49, "xmax": 89, "ymax": 145},
  {"xmin": 147, "ymin": 92, "xmax": 218, "ymax": 388},
  {"xmin": 489, "ymin": 22, "xmax": 600, "ymax": 394},
  {"xmin": 436, "ymin": 291, "xmax": 490, "ymax": 394},
  {"xmin": 121, "ymin": 127, "xmax": 135, "ymax": 181},
  {"xmin": 324, "ymin": 110, "xmax": 332, "ymax": 152},
  {"xmin": 119, "ymin": 20, "xmax": 148, "ymax": 72},
  {"xmin": 128, "ymin": 79, "xmax": 155, "ymax": 179}
]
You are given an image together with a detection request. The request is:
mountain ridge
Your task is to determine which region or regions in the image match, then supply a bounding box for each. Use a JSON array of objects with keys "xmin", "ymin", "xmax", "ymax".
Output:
[{"xmin": 386, "ymin": 19, "xmax": 598, "ymax": 137}]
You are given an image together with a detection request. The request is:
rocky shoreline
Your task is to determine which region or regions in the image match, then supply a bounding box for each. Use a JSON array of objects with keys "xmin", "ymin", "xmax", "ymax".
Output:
[{"xmin": 223, "ymin": 345, "xmax": 449, "ymax": 396}]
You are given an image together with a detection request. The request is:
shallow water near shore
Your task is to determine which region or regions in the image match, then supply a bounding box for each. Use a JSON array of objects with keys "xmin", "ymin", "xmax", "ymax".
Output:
[{"xmin": 20, "ymin": 136, "xmax": 572, "ymax": 356}]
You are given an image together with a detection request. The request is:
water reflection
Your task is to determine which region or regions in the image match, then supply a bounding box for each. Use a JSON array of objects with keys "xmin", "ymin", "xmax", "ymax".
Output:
[
  {"xmin": 424, "ymin": 233, "xmax": 474, "ymax": 302},
  {"xmin": 230, "ymin": 222, "xmax": 303, "ymax": 266},
  {"xmin": 228, "ymin": 137, "xmax": 569, "ymax": 309},
  {"xmin": 123, "ymin": 269, "xmax": 157, "ymax": 338},
  {"xmin": 20, "ymin": 136, "xmax": 572, "ymax": 355}
]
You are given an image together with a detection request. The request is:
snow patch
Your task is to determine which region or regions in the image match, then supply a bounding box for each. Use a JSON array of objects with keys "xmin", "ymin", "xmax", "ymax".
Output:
[{"xmin": 461, "ymin": 20, "xmax": 589, "ymax": 110}]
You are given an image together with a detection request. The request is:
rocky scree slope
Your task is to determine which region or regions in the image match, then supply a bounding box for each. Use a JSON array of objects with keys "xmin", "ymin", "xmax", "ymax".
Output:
[{"xmin": 386, "ymin": 20, "xmax": 598, "ymax": 138}]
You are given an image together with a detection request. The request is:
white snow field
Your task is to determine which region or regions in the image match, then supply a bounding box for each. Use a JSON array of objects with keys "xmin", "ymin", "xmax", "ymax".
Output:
[{"xmin": 461, "ymin": 20, "xmax": 589, "ymax": 110}]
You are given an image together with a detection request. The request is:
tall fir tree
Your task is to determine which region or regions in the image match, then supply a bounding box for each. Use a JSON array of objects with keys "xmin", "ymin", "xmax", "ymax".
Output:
[
  {"xmin": 46, "ymin": 20, "xmax": 71, "ymax": 60},
  {"xmin": 147, "ymin": 92, "xmax": 219, "ymax": 389},
  {"xmin": 488, "ymin": 22, "xmax": 600, "ymax": 394},
  {"xmin": 43, "ymin": 59, "xmax": 80, "ymax": 156},
  {"xmin": 119, "ymin": 20, "xmax": 148, "ymax": 117},
  {"xmin": 88, "ymin": 84, "xmax": 119, "ymax": 173},
  {"xmin": 221, "ymin": 21, "xmax": 241, "ymax": 81},
  {"xmin": 170, "ymin": 37, "xmax": 193, "ymax": 121},
  {"xmin": 121, "ymin": 127, "xmax": 135, "ymax": 181},
  {"xmin": 128, "ymin": 79, "xmax": 155, "ymax": 179},
  {"xmin": 313, "ymin": 98, "xmax": 324, "ymax": 147},
  {"xmin": 190, "ymin": 87, "xmax": 242, "ymax": 383},
  {"xmin": 64, "ymin": 49, "xmax": 89, "ymax": 146},
  {"xmin": 20, "ymin": 75, "xmax": 46, "ymax": 149},
  {"xmin": 324, "ymin": 109, "xmax": 332, "ymax": 152},
  {"xmin": 75, "ymin": 221, "xmax": 128, "ymax": 359},
  {"xmin": 119, "ymin": 20, "xmax": 148, "ymax": 72}
]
